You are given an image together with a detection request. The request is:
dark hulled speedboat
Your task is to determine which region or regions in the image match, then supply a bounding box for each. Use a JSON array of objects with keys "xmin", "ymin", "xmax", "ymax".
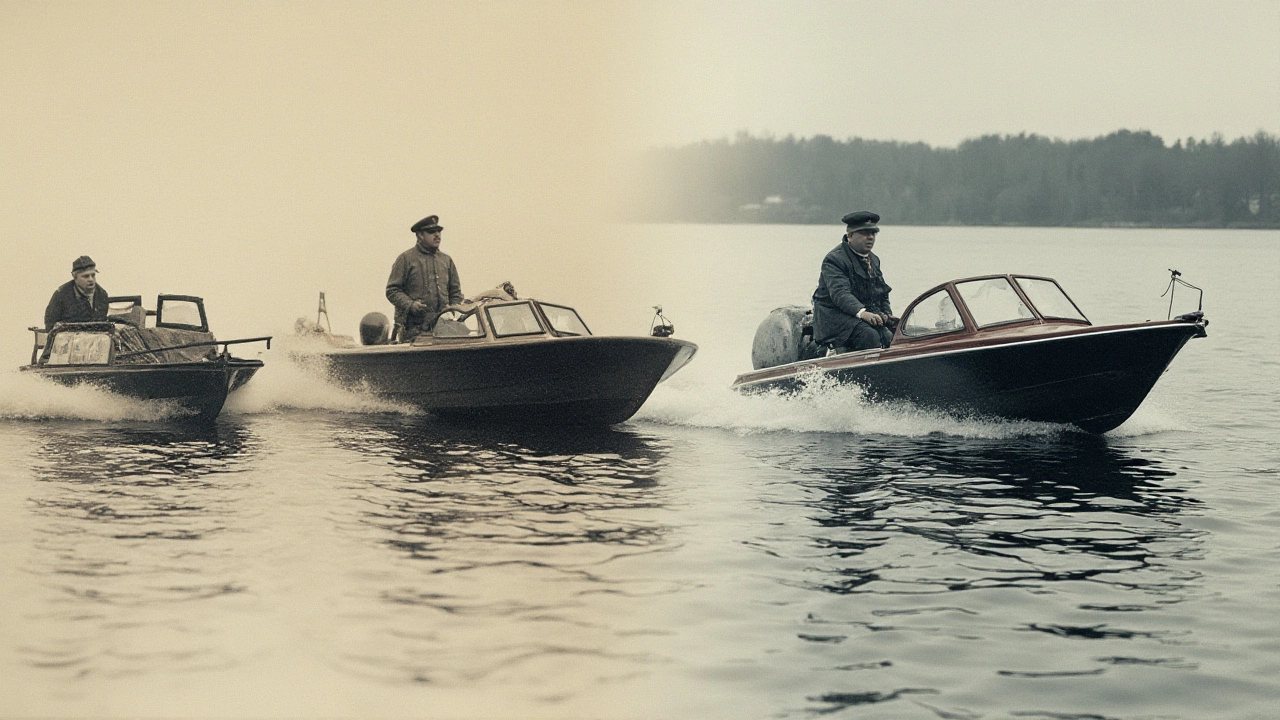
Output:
[
  {"xmin": 22, "ymin": 295, "xmax": 271, "ymax": 421},
  {"xmin": 733, "ymin": 273, "xmax": 1207, "ymax": 433},
  {"xmin": 308, "ymin": 286, "xmax": 697, "ymax": 425}
]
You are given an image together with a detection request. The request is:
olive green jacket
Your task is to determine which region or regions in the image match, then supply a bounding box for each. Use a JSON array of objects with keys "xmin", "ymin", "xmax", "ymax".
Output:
[{"xmin": 385, "ymin": 243, "xmax": 462, "ymax": 333}]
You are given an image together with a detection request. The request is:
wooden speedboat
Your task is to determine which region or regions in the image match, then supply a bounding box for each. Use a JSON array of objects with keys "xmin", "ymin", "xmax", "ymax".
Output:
[
  {"xmin": 733, "ymin": 273, "xmax": 1207, "ymax": 433},
  {"xmin": 21, "ymin": 294, "xmax": 271, "ymax": 421},
  {"xmin": 307, "ymin": 285, "xmax": 697, "ymax": 425}
]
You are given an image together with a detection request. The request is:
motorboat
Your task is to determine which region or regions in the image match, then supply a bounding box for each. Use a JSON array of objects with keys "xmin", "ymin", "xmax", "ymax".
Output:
[
  {"xmin": 733, "ymin": 272, "xmax": 1207, "ymax": 433},
  {"xmin": 302, "ymin": 284, "xmax": 697, "ymax": 425},
  {"xmin": 21, "ymin": 294, "xmax": 271, "ymax": 421}
]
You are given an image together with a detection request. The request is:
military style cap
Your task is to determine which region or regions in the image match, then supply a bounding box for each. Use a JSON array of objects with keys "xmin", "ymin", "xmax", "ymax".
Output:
[
  {"xmin": 842, "ymin": 211, "xmax": 879, "ymax": 230},
  {"xmin": 411, "ymin": 215, "xmax": 444, "ymax": 233},
  {"xmin": 71, "ymin": 255, "xmax": 96, "ymax": 273}
]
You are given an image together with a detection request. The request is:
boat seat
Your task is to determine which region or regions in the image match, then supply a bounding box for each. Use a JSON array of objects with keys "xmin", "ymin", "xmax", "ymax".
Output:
[
  {"xmin": 433, "ymin": 318, "xmax": 473, "ymax": 337},
  {"xmin": 28, "ymin": 326, "xmax": 47, "ymax": 365},
  {"xmin": 109, "ymin": 304, "xmax": 147, "ymax": 328}
]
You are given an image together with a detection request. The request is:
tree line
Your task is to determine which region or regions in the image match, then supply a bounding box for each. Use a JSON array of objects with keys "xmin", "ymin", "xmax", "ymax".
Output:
[{"xmin": 630, "ymin": 130, "xmax": 1280, "ymax": 228}]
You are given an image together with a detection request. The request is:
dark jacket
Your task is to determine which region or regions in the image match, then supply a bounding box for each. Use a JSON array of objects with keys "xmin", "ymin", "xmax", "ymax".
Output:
[
  {"xmin": 811, "ymin": 238, "xmax": 892, "ymax": 346},
  {"xmin": 44, "ymin": 281, "xmax": 109, "ymax": 331},
  {"xmin": 385, "ymin": 242, "xmax": 463, "ymax": 334}
]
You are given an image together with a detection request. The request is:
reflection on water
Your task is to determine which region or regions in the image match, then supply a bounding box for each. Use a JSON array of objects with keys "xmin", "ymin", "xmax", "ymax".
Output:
[
  {"xmin": 2, "ymin": 412, "xmax": 1268, "ymax": 719},
  {"xmin": 335, "ymin": 417, "xmax": 672, "ymax": 556},
  {"xmin": 746, "ymin": 433, "xmax": 1208, "ymax": 717},
  {"xmin": 20, "ymin": 423, "xmax": 259, "ymax": 678},
  {"xmin": 320, "ymin": 416, "xmax": 678, "ymax": 687},
  {"xmin": 790, "ymin": 434, "xmax": 1200, "ymax": 596}
]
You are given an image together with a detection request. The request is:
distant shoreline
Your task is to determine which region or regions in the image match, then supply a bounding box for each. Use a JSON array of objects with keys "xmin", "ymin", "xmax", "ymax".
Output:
[
  {"xmin": 623, "ymin": 220, "xmax": 1280, "ymax": 229},
  {"xmin": 632, "ymin": 130, "xmax": 1280, "ymax": 230}
]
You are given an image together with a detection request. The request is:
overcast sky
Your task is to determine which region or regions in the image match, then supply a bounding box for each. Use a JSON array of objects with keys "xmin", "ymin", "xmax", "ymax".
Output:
[
  {"xmin": 2, "ymin": 1, "xmax": 1277, "ymax": 341},
  {"xmin": 634, "ymin": 0, "xmax": 1280, "ymax": 148}
]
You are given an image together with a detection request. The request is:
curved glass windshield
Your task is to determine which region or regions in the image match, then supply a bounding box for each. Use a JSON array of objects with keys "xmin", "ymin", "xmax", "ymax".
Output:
[
  {"xmin": 1016, "ymin": 277, "xmax": 1087, "ymax": 322},
  {"xmin": 902, "ymin": 288, "xmax": 964, "ymax": 338},
  {"xmin": 955, "ymin": 278, "xmax": 1034, "ymax": 328},
  {"xmin": 486, "ymin": 303, "xmax": 546, "ymax": 337},
  {"xmin": 540, "ymin": 303, "xmax": 591, "ymax": 336}
]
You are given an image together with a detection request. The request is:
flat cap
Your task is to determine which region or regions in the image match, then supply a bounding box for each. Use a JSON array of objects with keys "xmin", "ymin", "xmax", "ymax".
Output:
[
  {"xmin": 410, "ymin": 215, "xmax": 444, "ymax": 233},
  {"xmin": 842, "ymin": 211, "xmax": 880, "ymax": 230},
  {"xmin": 71, "ymin": 255, "xmax": 96, "ymax": 273}
]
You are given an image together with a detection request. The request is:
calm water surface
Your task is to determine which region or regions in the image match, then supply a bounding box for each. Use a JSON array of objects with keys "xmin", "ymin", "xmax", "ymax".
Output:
[{"xmin": 1, "ymin": 226, "xmax": 1278, "ymax": 718}]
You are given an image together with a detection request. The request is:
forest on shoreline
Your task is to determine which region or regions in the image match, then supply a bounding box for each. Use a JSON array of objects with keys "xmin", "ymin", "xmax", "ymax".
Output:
[{"xmin": 631, "ymin": 130, "xmax": 1280, "ymax": 228}]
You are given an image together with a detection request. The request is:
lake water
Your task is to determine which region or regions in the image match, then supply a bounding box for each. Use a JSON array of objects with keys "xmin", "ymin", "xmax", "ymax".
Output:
[{"xmin": 2, "ymin": 225, "xmax": 1278, "ymax": 719}]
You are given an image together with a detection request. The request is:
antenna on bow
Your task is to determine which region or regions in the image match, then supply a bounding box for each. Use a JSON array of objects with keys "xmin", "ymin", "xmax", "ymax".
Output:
[
  {"xmin": 650, "ymin": 305, "xmax": 675, "ymax": 337},
  {"xmin": 1161, "ymin": 269, "xmax": 1202, "ymax": 320},
  {"xmin": 317, "ymin": 292, "xmax": 332, "ymax": 333}
]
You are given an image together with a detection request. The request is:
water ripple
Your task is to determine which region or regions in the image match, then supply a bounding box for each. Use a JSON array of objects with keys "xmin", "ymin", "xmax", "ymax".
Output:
[{"xmin": 17, "ymin": 423, "xmax": 260, "ymax": 679}]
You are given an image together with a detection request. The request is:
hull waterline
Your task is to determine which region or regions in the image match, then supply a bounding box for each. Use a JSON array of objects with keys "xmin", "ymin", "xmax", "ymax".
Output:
[
  {"xmin": 24, "ymin": 358, "xmax": 263, "ymax": 421},
  {"xmin": 324, "ymin": 335, "xmax": 697, "ymax": 425},
  {"xmin": 734, "ymin": 322, "xmax": 1201, "ymax": 433}
]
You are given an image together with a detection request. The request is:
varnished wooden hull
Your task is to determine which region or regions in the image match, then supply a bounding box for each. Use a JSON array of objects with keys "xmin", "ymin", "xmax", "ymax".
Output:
[{"xmin": 733, "ymin": 321, "xmax": 1203, "ymax": 433}]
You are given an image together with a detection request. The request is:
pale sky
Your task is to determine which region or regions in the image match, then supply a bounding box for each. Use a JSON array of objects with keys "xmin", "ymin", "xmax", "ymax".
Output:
[
  {"xmin": 2, "ymin": 0, "xmax": 1277, "ymax": 343},
  {"xmin": 634, "ymin": 0, "xmax": 1280, "ymax": 148}
]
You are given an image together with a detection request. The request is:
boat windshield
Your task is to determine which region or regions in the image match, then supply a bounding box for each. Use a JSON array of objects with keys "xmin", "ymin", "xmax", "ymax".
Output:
[
  {"xmin": 487, "ymin": 302, "xmax": 546, "ymax": 337},
  {"xmin": 956, "ymin": 278, "xmax": 1035, "ymax": 328},
  {"xmin": 107, "ymin": 297, "xmax": 147, "ymax": 328},
  {"xmin": 901, "ymin": 288, "xmax": 964, "ymax": 338},
  {"xmin": 539, "ymin": 303, "xmax": 591, "ymax": 336},
  {"xmin": 1015, "ymin": 277, "xmax": 1088, "ymax": 322},
  {"xmin": 157, "ymin": 297, "xmax": 206, "ymax": 331},
  {"xmin": 46, "ymin": 331, "xmax": 112, "ymax": 365}
]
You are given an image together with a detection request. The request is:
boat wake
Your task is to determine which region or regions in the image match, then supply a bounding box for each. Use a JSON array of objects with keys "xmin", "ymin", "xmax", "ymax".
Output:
[
  {"xmin": 0, "ymin": 368, "xmax": 183, "ymax": 422},
  {"xmin": 0, "ymin": 341, "xmax": 413, "ymax": 423},
  {"xmin": 222, "ymin": 344, "xmax": 417, "ymax": 417},
  {"xmin": 633, "ymin": 373, "xmax": 1187, "ymax": 439},
  {"xmin": 3, "ymin": 338, "xmax": 1188, "ymax": 436}
]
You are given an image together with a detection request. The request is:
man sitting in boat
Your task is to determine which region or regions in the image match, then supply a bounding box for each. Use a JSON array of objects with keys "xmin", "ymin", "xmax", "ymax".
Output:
[
  {"xmin": 811, "ymin": 211, "xmax": 898, "ymax": 352},
  {"xmin": 386, "ymin": 214, "xmax": 463, "ymax": 342},
  {"xmin": 44, "ymin": 255, "xmax": 109, "ymax": 331}
]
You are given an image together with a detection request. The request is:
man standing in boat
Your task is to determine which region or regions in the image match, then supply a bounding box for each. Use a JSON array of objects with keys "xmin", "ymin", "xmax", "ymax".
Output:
[
  {"xmin": 44, "ymin": 255, "xmax": 109, "ymax": 331},
  {"xmin": 811, "ymin": 211, "xmax": 897, "ymax": 352},
  {"xmin": 386, "ymin": 214, "xmax": 463, "ymax": 342}
]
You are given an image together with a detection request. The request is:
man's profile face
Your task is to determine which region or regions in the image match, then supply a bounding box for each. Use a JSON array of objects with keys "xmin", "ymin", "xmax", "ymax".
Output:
[
  {"xmin": 845, "ymin": 228, "xmax": 878, "ymax": 254},
  {"xmin": 416, "ymin": 229, "xmax": 442, "ymax": 250},
  {"xmin": 72, "ymin": 268, "xmax": 97, "ymax": 293}
]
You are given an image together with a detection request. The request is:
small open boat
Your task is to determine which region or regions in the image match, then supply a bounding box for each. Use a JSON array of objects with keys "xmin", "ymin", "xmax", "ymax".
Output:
[
  {"xmin": 733, "ymin": 272, "xmax": 1208, "ymax": 433},
  {"xmin": 303, "ymin": 284, "xmax": 697, "ymax": 424},
  {"xmin": 21, "ymin": 294, "xmax": 271, "ymax": 421}
]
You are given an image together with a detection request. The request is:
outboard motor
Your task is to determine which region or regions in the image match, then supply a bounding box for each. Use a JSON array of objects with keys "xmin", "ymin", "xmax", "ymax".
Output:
[
  {"xmin": 751, "ymin": 305, "xmax": 825, "ymax": 370},
  {"xmin": 359, "ymin": 312, "xmax": 391, "ymax": 346}
]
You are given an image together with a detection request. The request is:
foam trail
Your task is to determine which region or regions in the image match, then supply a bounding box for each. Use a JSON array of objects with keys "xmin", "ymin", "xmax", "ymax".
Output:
[
  {"xmin": 1, "ymin": 336, "xmax": 413, "ymax": 423},
  {"xmin": 223, "ymin": 340, "xmax": 417, "ymax": 417},
  {"xmin": 634, "ymin": 374, "xmax": 1074, "ymax": 440},
  {"xmin": 0, "ymin": 369, "xmax": 181, "ymax": 422}
]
